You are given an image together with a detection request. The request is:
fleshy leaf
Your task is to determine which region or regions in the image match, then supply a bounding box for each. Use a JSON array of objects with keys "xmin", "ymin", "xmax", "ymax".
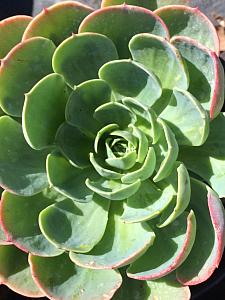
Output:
[
  {"xmin": 79, "ymin": 5, "xmax": 169, "ymax": 58},
  {"xmin": 0, "ymin": 15, "xmax": 32, "ymax": 59},
  {"xmin": 147, "ymin": 273, "xmax": 190, "ymax": 300},
  {"xmin": 160, "ymin": 88, "xmax": 209, "ymax": 146},
  {"xmin": 101, "ymin": 0, "xmax": 191, "ymax": 9},
  {"xmin": 127, "ymin": 210, "xmax": 196, "ymax": 280},
  {"xmin": 157, "ymin": 162, "xmax": 191, "ymax": 227},
  {"xmin": 178, "ymin": 113, "xmax": 225, "ymax": 197},
  {"xmin": 121, "ymin": 147, "xmax": 156, "ymax": 184},
  {"xmin": 86, "ymin": 177, "xmax": 141, "ymax": 200},
  {"xmin": 55, "ymin": 122, "xmax": 93, "ymax": 168},
  {"xmin": 113, "ymin": 269, "xmax": 150, "ymax": 300},
  {"xmin": 0, "ymin": 37, "xmax": 55, "ymax": 116},
  {"xmin": 0, "ymin": 190, "xmax": 64, "ymax": 256},
  {"xmin": 66, "ymin": 79, "xmax": 111, "ymax": 135},
  {"xmin": 39, "ymin": 196, "xmax": 110, "ymax": 252},
  {"xmin": 155, "ymin": 5, "xmax": 220, "ymax": 54},
  {"xmin": 70, "ymin": 201, "xmax": 155, "ymax": 269},
  {"xmin": 121, "ymin": 180, "xmax": 174, "ymax": 223},
  {"xmin": 129, "ymin": 33, "xmax": 189, "ymax": 90},
  {"xmin": 176, "ymin": 179, "xmax": 225, "ymax": 285},
  {"xmin": 171, "ymin": 36, "xmax": 224, "ymax": 119},
  {"xmin": 52, "ymin": 32, "xmax": 118, "ymax": 87},
  {"xmin": 123, "ymin": 98, "xmax": 161, "ymax": 143},
  {"xmin": 94, "ymin": 102, "xmax": 134, "ymax": 128},
  {"xmin": 153, "ymin": 118, "xmax": 179, "ymax": 182},
  {"xmin": 47, "ymin": 152, "xmax": 96, "ymax": 202},
  {"xmin": 29, "ymin": 253, "xmax": 122, "ymax": 300},
  {"xmin": 99, "ymin": 59, "xmax": 162, "ymax": 107},
  {"xmin": 0, "ymin": 116, "xmax": 48, "ymax": 196},
  {"xmin": 23, "ymin": 73, "xmax": 69, "ymax": 150},
  {"xmin": 22, "ymin": 1, "xmax": 93, "ymax": 45},
  {"xmin": 0, "ymin": 245, "xmax": 43, "ymax": 297}
]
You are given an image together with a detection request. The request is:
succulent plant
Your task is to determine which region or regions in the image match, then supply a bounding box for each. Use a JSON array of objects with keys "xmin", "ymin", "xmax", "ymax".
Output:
[{"xmin": 0, "ymin": 0, "xmax": 225, "ymax": 299}]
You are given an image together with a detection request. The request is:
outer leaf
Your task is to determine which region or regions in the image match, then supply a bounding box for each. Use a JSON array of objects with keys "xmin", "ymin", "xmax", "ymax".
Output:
[
  {"xmin": 176, "ymin": 179, "xmax": 225, "ymax": 285},
  {"xmin": 147, "ymin": 273, "xmax": 190, "ymax": 300},
  {"xmin": 0, "ymin": 15, "xmax": 32, "ymax": 59},
  {"xmin": 52, "ymin": 32, "xmax": 118, "ymax": 87},
  {"xmin": 39, "ymin": 196, "xmax": 110, "ymax": 252},
  {"xmin": 171, "ymin": 36, "xmax": 224, "ymax": 119},
  {"xmin": 127, "ymin": 211, "xmax": 196, "ymax": 280},
  {"xmin": 153, "ymin": 118, "xmax": 179, "ymax": 182},
  {"xmin": 0, "ymin": 37, "xmax": 55, "ymax": 116},
  {"xmin": 79, "ymin": 4, "xmax": 169, "ymax": 58},
  {"xmin": 0, "ymin": 116, "xmax": 48, "ymax": 196},
  {"xmin": 0, "ymin": 245, "xmax": 43, "ymax": 297},
  {"xmin": 99, "ymin": 60, "xmax": 162, "ymax": 107},
  {"xmin": 0, "ymin": 190, "xmax": 63, "ymax": 256},
  {"xmin": 23, "ymin": 73, "xmax": 69, "ymax": 150},
  {"xmin": 178, "ymin": 113, "xmax": 225, "ymax": 197},
  {"xmin": 111, "ymin": 268, "xmax": 150, "ymax": 300},
  {"xmin": 155, "ymin": 5, "xmax": 220, "ymax": 54},
  {"xmin": 129, "ymin": 33, "xmax": 189, "ymax": 90},
  {"xmin": 55, "ymin": 122, "xmax": 93, "ymax": 168},
  {"xmin": 121, "ymin": 180, "xmax": 174, "ymax": 223},
  {"xmin": 29, "ymin": 253, "xmax": 122, "ymax": 300},
  {"xmin": 160, "ymin": 88, "xmax": 209, "ymax": 146},
  {"xmin": 66, "ymin": 79, "xmax": 111, "ymax": 135},
  {"xmin": 70, "ymin": 201, "xmax": 155, "ymax": 269},
  {"xmin": 47, "ymin": 152, "xmax": 96, "ymax": 202},
  {"xmin": 22, "ymin": 1, "xmax": 93, "ymax": 45},
  {"xmin": 86, "ymin": 177, "xmax": 141, "ymax": 200},
  {"xmin": 101, "ymin": 0, "xmax": 191, "ymax": 9}
]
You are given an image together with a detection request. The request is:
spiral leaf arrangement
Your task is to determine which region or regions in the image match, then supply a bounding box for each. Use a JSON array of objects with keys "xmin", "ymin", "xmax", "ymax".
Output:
[{"xmin": 0, "ymin": 1, "xmax": 224, "ymax": 299}]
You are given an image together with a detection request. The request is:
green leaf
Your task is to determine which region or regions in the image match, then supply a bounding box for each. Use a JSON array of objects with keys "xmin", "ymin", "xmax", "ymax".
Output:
[
  {"xmin": 127, "ymin": 211, "xmax": 196, "ymax": 280},
  {"xmin": 113, "ymin": 269, "xmax": 150, "ymax": 300},
  {"xmin": 47, "ymin": 152, "xmax": 96, "ymax": 202},
  {"xmin": 70, "ymin": 201, "xmax": 155, "ymax": 269},
  {"xmin": 79, "ymin": 5, "xmax": 169, "ymax": 58},
  {"xmin": 121, "ymin": 180, "xmax": 174, "ymax": 223},
  {"xmin": 86, "ymin": 177, "xmax": 141, "ymax": 200},
  {"xmin": 147, "ymin": 273, "xmax": 190, "ymax": 300},
  {"xmin": 55, "ymin": 122, "xmax": 93, "ymax": 168},
  {"xmin": 99, "ymin": 60, "xmax": 162, "ymax": 107},
  {"xmin": 52, "ymin": 32, "xmax": 118, "ymax": 87},
  {"xmin": 123, "ymin": 98, "xmax": 161, "ymax": 143},
  {"xmin": 0, "ymin": 15, "xmax": 32, "ymax": 59},
  {"xmin": 0, "ymin": 116, "xmax": 48, "ymax": 196},
  {"xmin": 160, "ymin": 88, "xmax": 209, "ymax": 146},
  {"xmin": 129, "ymin": 33, "xmax": 189, "ymax": 90},
  {"xmin": 157, "ymin": 162, "xmax": 191, "ymax": 227},
  {"xmin": 39, "ymin": 196, "xmax": 110, "ymax": 252},
  {"xmin": 172, "ymin": 36, "xmax": 224, "ymax": 119},
  {"xmin": 153, "ymin": 118, "xmax": 179, "ymax": 182},
  {"xmin": 121, "ymin": 147, "xmax": 156, "ymax": 184},
  {"xmin": 94, "ymin": 102, "xmax": 134, "ymax": 129},
  {"xmin": 29, "ymin": 253, "xmax": 122, "ymax": 300},
  {"xmin": 178, "ymin": 113, "xmax": 225, "ymax": 197},
  {"xmin": 131, "ymin": 125, "xmax": 148, "ymax": 163},
  {"xmin": 155, "ymin": 5, "xmax": 220, "ymax": 54},
  {"xmin": 177, "ymin": 179, "xmax": 225, "ymax": 284},
  {"xmin": 101, "ymin": 0, "xmax": 191, "ymax": 9},
  {"xmin": 0, "ymin": 37, "xmax": 55, "ymax": 116},
  {"xmin": 1, "ymin": 190, "xmax": 63, "ymax": 256},
  {"xmin": 66, "ymin": 79, "xmax": 111, "ymax": 135},
  {"xmin": 23, "ymin": 73, "xmax": 69, "ymax": 150},
  {"xmin": 0, "ymin": 245, "xmax": 43, "ymax": 297},
  {"xmin": 22, "ymin": 1, "xmax": 93, "ymax": 45},
  {"xmin": 89, "ymin": 153, "xmax": 122, "ymax": 180},
  {"xmin": 106, "ymin": 151, "xmax": 137, "ymax": 170},
  {"xmin": 94, "ymin": 123, "xmax": 119, "ymax": 153}
]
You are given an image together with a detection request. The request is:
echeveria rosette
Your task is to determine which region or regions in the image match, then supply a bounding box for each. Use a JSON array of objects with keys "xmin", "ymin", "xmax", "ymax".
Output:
[{"xmin": 0, "ymin": 1, "xmax": 224, "ymax": 300}]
